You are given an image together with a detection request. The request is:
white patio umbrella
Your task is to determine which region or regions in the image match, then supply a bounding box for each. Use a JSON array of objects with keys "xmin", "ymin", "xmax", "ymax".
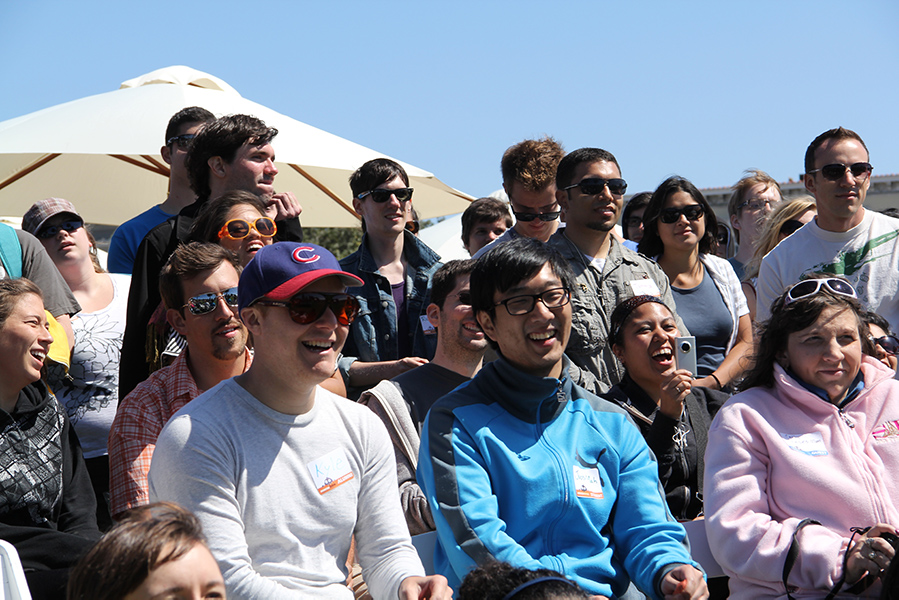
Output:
[{"xmin": 0, "ymin": 66, "xmax": 473, "ymax": 227}]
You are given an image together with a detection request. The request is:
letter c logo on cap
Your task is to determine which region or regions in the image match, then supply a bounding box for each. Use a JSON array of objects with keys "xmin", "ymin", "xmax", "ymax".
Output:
[{"xmin": 292, "ymin": 246, "xmax": 320, "ymax": 264}]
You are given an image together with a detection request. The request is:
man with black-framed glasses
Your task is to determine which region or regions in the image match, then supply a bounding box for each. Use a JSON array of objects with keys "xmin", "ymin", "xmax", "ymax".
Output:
[
  {"xmin": 417, "ymin": 238, "xmax": 707, "ymax": 599},
  {"xmin": 473, "ymin": 137, "xmax": 565, "ymax": 258},
  {"xmin": 548, "ymin": 147, "xmax": 686, "ymax": 394},
  {"xmin": 109, "ymin": 242, "xmax": 250, "ymax": 521},
  {"xmin": 756, "ymin": 127, "xmax": 899, "ymax": 335}
]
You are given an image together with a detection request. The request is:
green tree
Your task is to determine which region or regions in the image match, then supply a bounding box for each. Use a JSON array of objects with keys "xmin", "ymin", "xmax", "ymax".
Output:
[{"xmin": 303, "ymin": 227, "xmax": 363, "ymax": 260}]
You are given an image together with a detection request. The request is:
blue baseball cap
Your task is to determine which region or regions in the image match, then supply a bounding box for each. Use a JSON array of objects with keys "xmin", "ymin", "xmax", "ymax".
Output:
[{"xmin": 238, "ymin": 242, "xmax": 363, "ymax": 313}]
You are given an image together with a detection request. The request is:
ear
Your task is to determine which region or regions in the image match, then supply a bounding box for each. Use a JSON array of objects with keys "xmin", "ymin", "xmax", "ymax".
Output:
[
  {"xmin": 556, "ymin": 188, "xmax": 569, "ymax": 212},
  {"xmin": 426, "ymin": 303, "xmax": 440, "ymax": 329},
  {"xmin": 240, "ymin": 306, "xmax": 263, "ymax": 337},
  {"xmin": 161, "ymin": 144, "xmax": 172, "ymax": 165},
  {"xmin": 476, "ymin": 310, "xmax": 498, "ymax": 343},
  {"xmin": 729, "ymin": 213, "xmax": 741, "ymax": 231},
  {"xmin": 611, "ymin": 342, "xmax": 625, "ymax": 364},
  {"xmin": 804, "ymin": 173, "xmax": 816, "ymax": 197},
  {"xmin": 209, "ymin": 156, "xmax": 227, "ymax": 179},
  {"xmin": 776, "ymin": 350, "xmax": 790, "ymax": 370},
  {"xmin": 167, "ymin": 308, "xmax": 188, "ymax": 336},
  {"xmin": 352, "ymin": 197, "xmax": 363, "ymax": 216}
]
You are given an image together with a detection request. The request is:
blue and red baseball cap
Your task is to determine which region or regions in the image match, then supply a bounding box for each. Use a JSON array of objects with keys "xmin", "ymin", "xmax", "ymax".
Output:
[{"xmin": 238, "ymin": 242, "xmax": 363, "ymax": 313}]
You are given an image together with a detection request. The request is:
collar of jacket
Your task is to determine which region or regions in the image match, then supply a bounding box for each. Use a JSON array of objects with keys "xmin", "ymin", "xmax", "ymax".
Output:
[
  {"xmin": 772, "ymin": 356, "xmax": 893, "ymax": 411},
  {"xmin": 356, "ymin": 230, "xmax": 441, "ymax": 275},
  {"xmin": 550, "ymin": 231, "xmax": 638, "ymax": 273},
  {"xmin": 474, "ymin": 355, "xmax": 574, "ymax": 425}
]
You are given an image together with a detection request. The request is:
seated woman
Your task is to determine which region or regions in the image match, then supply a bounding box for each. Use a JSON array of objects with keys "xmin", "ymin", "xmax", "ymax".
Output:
[
  {"xmin": 704, "ymin": 275, "xmax": 899, "ymax": 599},
  {"xmin": 188, "ymin": 190, "xmax": 276, "ymax": 268},
  {"xmin": 638, "ymin": 176, "xmax": 752, "ymax": 392},
  {"xmin": 0, "ymin": 278, "xmax": 101, "ymax": 599},
  {"xmin": 604, "ymin": 295, "xmax": 728, "ymax": 520},
  {"xmin": 862, "ymin": 311, "xmax": 898, "ymax": 374},
  {"xmin": 67, "ymin": 502, "xmax": 225, "ymax": 600}
]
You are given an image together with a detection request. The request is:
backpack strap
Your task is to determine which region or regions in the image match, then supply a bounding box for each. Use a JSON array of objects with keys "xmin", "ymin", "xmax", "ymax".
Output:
[
  {"xmin": 783, "ymin": 518, "xmax": 821, "ymax": 600},
  {"xmin": 0, "ymin": 223, "xmax": 23, "ymax": 279}
]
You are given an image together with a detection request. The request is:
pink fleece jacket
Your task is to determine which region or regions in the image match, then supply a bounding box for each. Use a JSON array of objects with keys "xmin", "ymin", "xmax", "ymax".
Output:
[{"xmin": 704, "ymin": 356, "xmax": 899, "ymax": 599}]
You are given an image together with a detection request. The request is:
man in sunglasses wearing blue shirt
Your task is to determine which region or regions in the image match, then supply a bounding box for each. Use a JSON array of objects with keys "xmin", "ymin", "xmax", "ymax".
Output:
[
  {"xmin": 756, "ymin": 127, "xmax": 899, "ymax": 334},
  {"xmin": 547, "ymin": 148, "xmax": 686, "ymax": 394}
]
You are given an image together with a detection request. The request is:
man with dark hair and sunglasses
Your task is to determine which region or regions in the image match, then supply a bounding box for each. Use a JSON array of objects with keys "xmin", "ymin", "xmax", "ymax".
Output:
[
  {"xmin": 339, "ymin": 158, "xmax": 443, "ymax": 398},
  {"xmin": 547, "ymin": 148, "xmax": 686, "ymax": 394},
  {"xmin": 359, "ymin": 259, "xmax": 487, "ymax": 535},
  {"xmin": 472, "ymin": 137, "xmax": 565, "ymax": 258},
  {"xmin": 417, "ymin": 237, "xmax": 707, "ymax": 599},
  {"xmin": 108, "ymin": 242, "xmax": 251, "ymax": 521},
  {"xmin": 756, "ymin": 127, "xmax": 899, "ymax": 334},
  {"xmin": 107, "ymin": 106, "xmax": 215, "ymax": 276},
  {"xmin": 148, "ymin": 242, "xmax": 451, "ymax": 599},
  {"xmin": 120, "ymin": 113, "xmax": 305, "ymax": 401}
]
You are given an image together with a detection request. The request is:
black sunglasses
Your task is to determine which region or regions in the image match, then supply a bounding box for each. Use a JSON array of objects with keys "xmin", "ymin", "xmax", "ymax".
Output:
[
  {"xmin": 166, "ymin": 133, "xmax": 197, "ymax": 150},
  {"xmin": 37, "ymin": 219, "xmax": 84, "ymax": 239},
  {"xmin": 779, "ymin": 219, "xmax": 806, "ymax": 237},
  {"xmin": 563, "ymin": 177, "xmax": 628, "ymax": 196},
  {"xmin": 357, "ymin": 187, "xmax": 414, "ymax": 203},
  {"xmin": 658, "ymin": 205, "xmax": 704, "ymax": 224},
  {"xmin": 807, "ymin": 162, "xmax": 872, "ymax": 182},
  {"xmin": 513, "ymin": 210, "xmax": 561, "ymax": 223},
  {"xmin": 183, "ymin": 287, "xmax": 239, "ymax": 315},
  {"xmin": 872, "ymin": 335, "xmax": 899, "ymax": 356},
  {"xmin": 256, "ymin": 292, "xmax": 360, "ymax": 326}
]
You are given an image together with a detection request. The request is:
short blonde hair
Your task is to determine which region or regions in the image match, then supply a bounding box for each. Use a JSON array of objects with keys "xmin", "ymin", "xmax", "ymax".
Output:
[{"xmin": 743, "ymin": 196, "xmax": 816, "ymax": 281}]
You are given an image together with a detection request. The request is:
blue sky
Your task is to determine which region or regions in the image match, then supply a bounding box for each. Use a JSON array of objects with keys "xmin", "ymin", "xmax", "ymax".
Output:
[{"xmin": 2, "ymin": 1, "xmax": 897, "ymax": 200}]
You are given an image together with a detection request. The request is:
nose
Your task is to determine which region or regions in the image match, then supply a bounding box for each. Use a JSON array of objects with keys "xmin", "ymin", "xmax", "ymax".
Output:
[
  {"xmin": 213, "ymin": 295, "xmax": 236, "ymax": 320},
  {"xmin": 39, "ymin": 324, "xmax": 54, "ymax": 346},
  {"xmin": 265, "ymin": 159, "xmax": 278, "ymax": 176},
  {"xmin": 822, "ymin": 337, "xmax": 844, "ymax": 361},
  {"xmin": 487, "ymin": 231, "xmax": 499, "ymax": 242}
]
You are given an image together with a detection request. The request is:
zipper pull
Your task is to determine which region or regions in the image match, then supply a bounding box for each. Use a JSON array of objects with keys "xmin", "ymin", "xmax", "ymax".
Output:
[
  {"xmin": 838, "ymin": 409, "xmax": 855, "ymax": 428},
  {"xmin": 556, "ymin": 380, "xmax": 565, "ymax": 403}
]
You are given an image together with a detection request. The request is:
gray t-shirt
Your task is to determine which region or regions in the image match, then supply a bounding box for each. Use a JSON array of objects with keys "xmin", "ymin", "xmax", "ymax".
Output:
[{"xmin": 672, "ymin": 271, "xmax": 732, "ymax": 377}]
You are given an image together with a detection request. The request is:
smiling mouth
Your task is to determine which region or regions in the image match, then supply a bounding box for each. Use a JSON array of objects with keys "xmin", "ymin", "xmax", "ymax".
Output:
[
  {"xmin": 652, "ymin": 348, "xmax": 673, "ymax": 362},
  {"xmin": 528, "ymin": 330, "xmax": 556, "ymax": 341},
  {"xmin": 30, "ymin": 349, "xmax": 46, "ymax": 361},
  {"xmin": 303, "ymin": 340, "xmax": 334, "ymax": 351},
  {"xmin": 246, "ymin": 241, "xmax": 265, "ymax": 252}
]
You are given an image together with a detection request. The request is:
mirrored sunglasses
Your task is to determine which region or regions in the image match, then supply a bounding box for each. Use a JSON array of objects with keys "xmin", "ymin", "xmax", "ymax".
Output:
[
  {"xmin": 513, "ymin": 210, "xmax": 561, "ymax": 223},
  {"xmin": 563, "ymin": 177, "xmax": 628, "ymax": 196},
  {"xmin": 256, "ymin": 292, "xmax": 360, "ymax": 326},
  {"xmin": 218, "ymin": 217, "xmax": 277, "ymax": 240},
  {"xmin": 872, "ymin": 335, "xmax": 899, "ymax": 356},
  {"xmin": 37, "ymin": 219, "xmax": 84, "ymax": 239},
  {"xmin": 807, "ymin": 162, "xmax": 872, "ymax": 181},
  {"xmin": 166, "ymin": 133, "xmax": 197, "ymax": 150},
  {"xmin": 784, "ymin": 278, "xmax": 857, "ymax": 306},
  {"xmin": 184, "ymin": 287, "xmax": 240, "ymax": 315},
  {"xmin": 658, "ymin": 205, "xmax": 704, "ymax": 224},
  {"xmin": 357, "ymin": 187, "xmax": 414, "ymax": 203}
]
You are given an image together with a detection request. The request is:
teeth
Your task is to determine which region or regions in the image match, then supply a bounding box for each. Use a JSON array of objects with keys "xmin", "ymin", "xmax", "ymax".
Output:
[
  {"xmin": 529, "ymin": 331, "xmax": 554, "ymax": 341},
  {"xmin": 31, "ymin": 350, "xmax": 46, "ymax": 361},
  {"xmin": 652, "ymin": 349, "xmax": 673, "ymax": 360},
  {"xmin": 304, "ymin": 341, "xmax": 332, "ymax": 349}
]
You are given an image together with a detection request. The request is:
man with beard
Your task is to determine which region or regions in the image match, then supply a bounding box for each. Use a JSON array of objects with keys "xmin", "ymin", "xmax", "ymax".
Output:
[
  {"xmin": 547, "ymin": 148, "xmax": 685, "ymax": 394},
  {"xmin": 108, "ymin": 242, "xmax": 251, "ymax": 520}
]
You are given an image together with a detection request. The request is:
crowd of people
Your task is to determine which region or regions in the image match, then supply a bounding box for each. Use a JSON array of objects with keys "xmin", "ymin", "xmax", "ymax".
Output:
[{"xmin": 0, "ymin": 107, "xmax": 898, "ymax": 600}]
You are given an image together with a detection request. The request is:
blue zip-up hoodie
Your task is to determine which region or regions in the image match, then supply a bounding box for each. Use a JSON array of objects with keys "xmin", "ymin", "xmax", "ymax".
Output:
[{"xmin": 417, "ymin": 356, "xmax": 700, "ymax": 599}]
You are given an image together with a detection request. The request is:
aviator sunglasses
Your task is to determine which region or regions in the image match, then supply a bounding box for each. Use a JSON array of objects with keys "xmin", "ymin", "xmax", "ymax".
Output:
[
  {"xmin": 37, "ymin": 218, "xmax": 84, "ymax": 239},
  {"xmin": 807, "ymin": 162, "xmax": 872, "ymax": 182},
  {"xmin": 658, "ymin": 205, "xmax": 704, "ymax": 224},
  {"xmin": 184, "ymin": 287, "xmax": 240, "ymax": 315},
  {"xmin": 357, "ymin": 187, "xmax": 414, "ymax": 203},
  {"xmin": 218, "ymin": 217, "xmax": 277, "ymax": 241},
  {"xmin": 563, "ymin": 177, "xmax": 628, "ymax": 196},
  {"xmin": 256, "ymin": 292, "xmax": 360, "ymax": 326},
  {"xmin": 784, "ymin": 278, "xmax": 857, "ymax": 306}
]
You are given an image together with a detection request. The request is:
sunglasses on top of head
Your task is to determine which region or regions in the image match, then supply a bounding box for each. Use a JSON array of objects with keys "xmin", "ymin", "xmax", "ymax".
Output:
[
  {"xmin": 218, "ymin": 217, "xmax": 277, "ymax": 241},
  {"xmin": 783, "ymin": 277, "xmax": 857, "ymax": 306},
  {"xmin": 563, "ymin": 177, "xmax": 628, "ymax": 196},
  {"xmin": 807, "ymin": 162, "xmax": 872, "ymax": 182},
  {"xmin": 37, "ymin": 219, "xmax": 84, "ymax": 239},
  {"xmin": 255, "ymin": 292, "xmax": 360, "ymax": 326},
  {"xmin": 357, "ymin": 188, "xmax": 414, "ymax": 203},
  {"xmin": 657, "ymin": 205, "xmax": 704, "ymax": 224},
  {"xmin": 184, "ymin": 287, "xmax": 240, "ymax": 316}
]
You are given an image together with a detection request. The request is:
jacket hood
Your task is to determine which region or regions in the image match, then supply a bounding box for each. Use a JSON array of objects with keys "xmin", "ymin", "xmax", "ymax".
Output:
[
  {"xmin": 7, "ymin": 380, "xmax": 52, "ymax": 420},
  {"xmin": 472, "ymin": 355, "xmax": 572, "ymax": 424}
]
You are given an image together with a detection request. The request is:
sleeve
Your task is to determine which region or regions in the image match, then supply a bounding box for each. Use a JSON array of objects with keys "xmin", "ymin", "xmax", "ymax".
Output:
[
  {"xmin": 273, "ymin": 217, "xmax": 303, "ymax": 243},
  {"xmin": 755, "ymin": 254, "xmax": 784, "ymax": 323},
  {"xmin": 107, "ymin": 386, "xmax": 161, "ymax": 518},
  {"xmin": 149, "ymin": 414, "xmax": 309, "ymax": 600},
  {"xmin": 703, "ymin": 410, "xmax": 848, "ymax": 592},
  {"xmin": 353, "ymin": 411, "xmax": 426, "ymax": 600},
  {"xmin": 17, "ymin": 230, "xmax": 80, "ymax": 317},
  {"xmin": 56, "ymin": 410, "xmax": 101, "ymax": 540}
]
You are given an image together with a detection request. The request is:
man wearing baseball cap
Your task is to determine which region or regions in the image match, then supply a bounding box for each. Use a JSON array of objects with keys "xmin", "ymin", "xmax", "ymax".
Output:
[{"xmin": 148, "ymin": 242, "xmax": 450, "ymax": 599}]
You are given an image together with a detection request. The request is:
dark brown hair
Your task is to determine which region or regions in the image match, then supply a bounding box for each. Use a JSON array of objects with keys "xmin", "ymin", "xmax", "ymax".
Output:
[
  {"xmin": 0, "ymin": 278, "xmax": 43, "ymax": 328},
  {"xmin": 501, "ymin": 137, "xmax": 564, "ymax": 192},
  {"xmin": 188, "ymin": 190, "xmax": 270, "ymax": 245},
  {"xmin": 638, "ymin": 175, "xmax": 718, "ymax": 258},
  {"xmin": 158, "ymin": 242, "xmax": 241, "ymax": 311}
]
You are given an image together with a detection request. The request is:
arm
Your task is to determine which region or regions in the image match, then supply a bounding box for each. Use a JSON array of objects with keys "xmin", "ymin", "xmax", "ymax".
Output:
[
  {"xmin": 269, "ymin": 192, "xmax": 304, "ymax": 243},
  {"xmin": 57, "ymin": 409, "xmax": 101, "ymax": 540},
  {"xmin": 742, "ymin": 280, "xmax": 757, "ymax": 323},
  {"xmin": 696, "ymin": 313, "xmax": 753, "ymax": 391},
  {"xmin": 347, "ymin": 357, "xmax": 429, "ymax": 388},
  {"xmin": 107, "ymin": 386, "xmax": 162, "ymax": 520}
]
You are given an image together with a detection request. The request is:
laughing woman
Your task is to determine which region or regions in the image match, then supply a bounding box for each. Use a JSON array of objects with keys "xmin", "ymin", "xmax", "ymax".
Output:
[
  {"xmin": 704, "ymin": 276, "xmax": 899, "ymax": 599},
  {"xmin": 188, "ymin": 190, "xmax": 276, "ymax": 268},
  {"xmin": 603, "ymin": 295, "xmax": 727, "ymax": 520}
]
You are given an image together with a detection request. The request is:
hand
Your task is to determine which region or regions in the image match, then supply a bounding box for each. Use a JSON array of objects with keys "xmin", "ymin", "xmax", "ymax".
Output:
[
  {"xmin": 845, "ymin": 524, "xmax": 898, "ymax": 584},
  {"xmin": 398, "ymin": 574, "xmax": 452, "ymax": 599},
  {"xmin": 659, "ymin": 369, "xmax": 693, "ymax": 419},
  {"xmin": 660, "ymin": 564, "xmax": 708, "ymax": 599},
  {"xmin": 265, "ymin": 191, "xmax": 303, "ymax": 221},
  {"xmin": 396, "ymin": 357, "xmax": 429, "ymax": 373}
]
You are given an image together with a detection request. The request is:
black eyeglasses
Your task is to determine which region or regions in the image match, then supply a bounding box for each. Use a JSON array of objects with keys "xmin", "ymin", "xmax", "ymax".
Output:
[
  {"xmin": 217, "ymin": 217, "xmax": 277, "ymax": 240},
  {"xmin": 779, "ymin": 219, "xmax": 806, "ymax": 237},
  {"xmin": 357, "ymin": 187, "xmax": 414, "ymax": 203},
  {"xmin": 563, "ymin": 177, "xmax": 628, "ymax": 196},
  {"xmin": 183, "ymin": 287, "xmax": 239, "ymax": 315},
  {"xmin": 784, "ymin": 278, "xmax": 857, "ymax": 306},
  {"xmin": 658, "ymin": 205, "xmax": 704, "ymax": 224},
  {"xmin": 166, "ymin": 133, "xmax": 197, "ymax": 150},
  {"xmin": 513, "ymin": 210, "xmax": 561, "ymax": 222},
  {"xmin": 871, "ymin": 335, "xmax": 899, "ymax": 356},
  {"xmin": 494, "ymin": 287, "xmax": 570, "ymax": 316},
  {"xmin": 256, "ymin": 292, "xmax": 360, "ymax": 326},
  {"xmin": 807, "ymin": 162, "xmax": 872, "ymax": 182},
  {"xmin": 37, "ymin": 219, "xmax": 84, "ymax": 239}
]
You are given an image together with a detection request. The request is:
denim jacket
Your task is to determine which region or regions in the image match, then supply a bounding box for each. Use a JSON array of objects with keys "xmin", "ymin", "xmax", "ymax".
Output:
[{"xmin": 338, "ymin": 231, "xmax": 441, "ymax": 378}]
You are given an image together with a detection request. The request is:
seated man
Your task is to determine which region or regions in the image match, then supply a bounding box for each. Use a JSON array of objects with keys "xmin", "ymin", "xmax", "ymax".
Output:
[
  {"xmin": 149, "ymin": 242, "xmax": 449, "ymax": 599},
  {"xmin": 417, "ymin": 238, "xmax": 707, "ymax": 599},
  {"xmin": 360, "ymin": 259, "xmax": 488, "ymax": 534},
  {"xmin": 108, "ymin": 242, "xmax": 251, "ymax": 519}
]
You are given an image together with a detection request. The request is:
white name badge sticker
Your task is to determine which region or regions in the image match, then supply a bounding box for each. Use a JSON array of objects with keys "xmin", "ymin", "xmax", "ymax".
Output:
[
  {"xmin": 573, "ymin": 465, "xmax": 604, "ymax": 499},
  {"xmin": 781, "ymin": 432, "xmax": 828, "ymax": 456},
  {"xmin": 307, "ymin": 448, "xmax": 355, "ymax": 494},
  {"xmin": 420, "ymin": 315, "xmax": 437, "ymax": 335},
  {"xmin": 630, "ymin": 279, "xmax": 661, "ymax": 297}
]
